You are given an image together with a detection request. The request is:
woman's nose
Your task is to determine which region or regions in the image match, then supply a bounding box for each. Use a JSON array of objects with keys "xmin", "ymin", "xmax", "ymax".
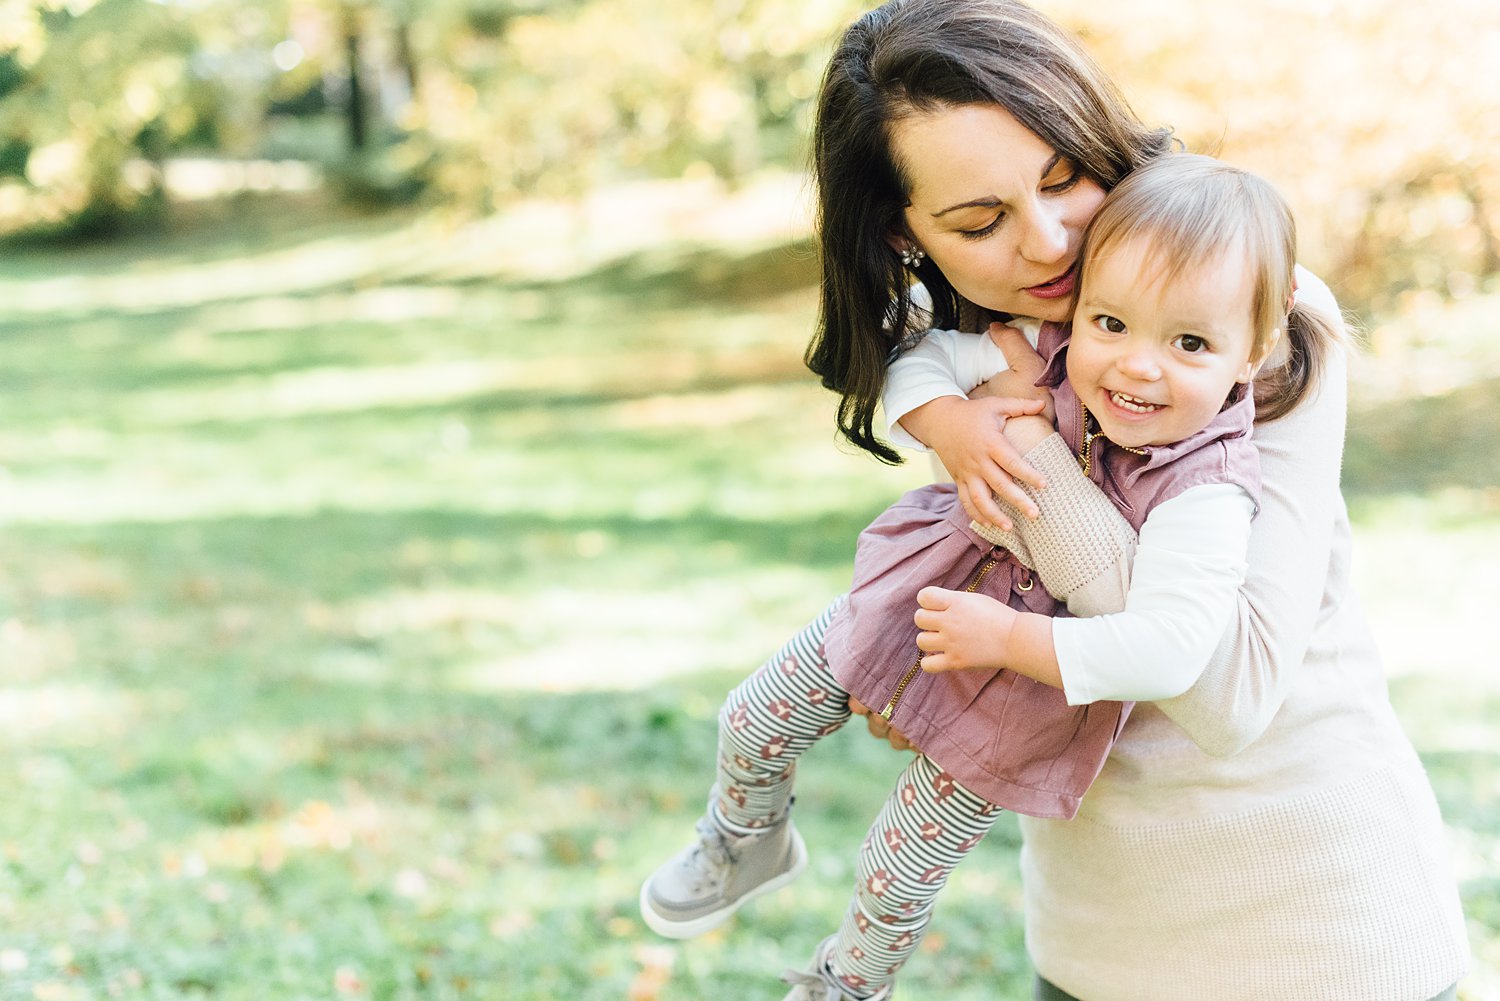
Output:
[{"xmin": 1019, "ymin": 202, "xmax": 1069, "ymax": 265}]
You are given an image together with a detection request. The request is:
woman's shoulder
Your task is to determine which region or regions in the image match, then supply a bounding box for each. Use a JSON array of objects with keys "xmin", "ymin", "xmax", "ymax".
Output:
[{"xmin": 1293, "ymin": 264, "xmax": 1341, "ymax": 321}]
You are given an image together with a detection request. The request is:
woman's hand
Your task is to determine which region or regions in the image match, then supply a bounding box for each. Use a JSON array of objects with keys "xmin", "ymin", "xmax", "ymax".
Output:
[
  {"xmin": 898, "ymin": 323, "xmax": 1058, "ymax": 528},
  {"xmin": 847, "ymin": 697, "xmax": 919, "ymax": 752},
  {"xmin": 898, "ymin": 395, "xmax": 1047, "ymax": 530}
]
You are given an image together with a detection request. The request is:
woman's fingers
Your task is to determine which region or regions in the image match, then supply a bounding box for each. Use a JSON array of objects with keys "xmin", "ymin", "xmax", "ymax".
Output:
[
  {"xmin": 870, "ymin": 711, "xmax": 913, "ymax": 750},
  {"xmin": 849, "ymin": 696, "xmax": 915, "ymax": 751},
  {"xmin": 884, "ymin": 724, "xmax": 914, "ymax": 751},
  {"xmin": 987, "ymin": 396, "xmax": 1047, "ymax": 419},
  {"xmin": 960, "ymin": 478, "xmax": 1013, "ymax": 532},
  {"xmin": 980, "ymin": 457, "xmax": 1041, "ymax": 517}
]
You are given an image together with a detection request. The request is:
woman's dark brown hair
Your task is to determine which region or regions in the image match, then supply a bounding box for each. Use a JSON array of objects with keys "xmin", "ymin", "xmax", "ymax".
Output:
[{"xmin": 806, "ymin": 0, "xmax": 1174, "ymax": 462}]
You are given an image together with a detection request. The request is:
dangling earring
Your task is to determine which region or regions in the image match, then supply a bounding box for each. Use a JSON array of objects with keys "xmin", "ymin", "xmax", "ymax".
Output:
[{"xmin": 900, "ymin": 246, "xmax": 926, "ymax": 268}]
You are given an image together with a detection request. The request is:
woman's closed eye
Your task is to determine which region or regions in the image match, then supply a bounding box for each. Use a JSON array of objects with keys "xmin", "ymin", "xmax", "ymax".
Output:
[
  {"xmin": 1042, "ymin": 164, "xmax": 1083, "ymax": 194},
  {"xmin": 957, "ymin": 214, "xmax": 1005, "ymax": 240}
]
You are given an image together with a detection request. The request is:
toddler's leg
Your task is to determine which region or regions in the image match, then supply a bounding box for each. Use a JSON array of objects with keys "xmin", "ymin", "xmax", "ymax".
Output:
[
  {"xmin": 827, "ymin": 754, "xmax": 1003, "ymax": 997},
  {"xmin": 641, "ymin": 597, "xmax": 849, "ymax": 939},
  {"xmin": 715, "ymin": 596, "xmax": 851, "ymax": 829}
]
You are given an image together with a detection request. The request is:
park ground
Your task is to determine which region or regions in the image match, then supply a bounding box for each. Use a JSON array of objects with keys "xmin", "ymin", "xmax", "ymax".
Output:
[{"xmin": 0, "ymin": 177, "xmax": 1496, "ymax": 999}]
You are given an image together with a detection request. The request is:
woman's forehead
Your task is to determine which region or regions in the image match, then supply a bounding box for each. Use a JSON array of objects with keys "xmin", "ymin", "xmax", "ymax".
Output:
[{"xmin": 891, "ymin": 103, "xmax": 1057, "ymax": 206}]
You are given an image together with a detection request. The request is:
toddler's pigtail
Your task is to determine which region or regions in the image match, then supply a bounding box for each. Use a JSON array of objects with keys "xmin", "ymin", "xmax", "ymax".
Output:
[{"xmin": 1255, "ymin": 300, "xmax": 1348, "ymax": 423}]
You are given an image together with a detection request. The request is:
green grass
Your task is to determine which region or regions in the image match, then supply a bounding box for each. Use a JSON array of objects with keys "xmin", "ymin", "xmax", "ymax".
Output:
[{"xmin": 0, "ymin": 187, "xmax": 1496, "ymax": 1001}]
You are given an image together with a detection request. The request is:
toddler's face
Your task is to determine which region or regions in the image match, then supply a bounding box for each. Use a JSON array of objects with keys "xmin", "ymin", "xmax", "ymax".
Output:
[{"xmin": 1066, "ymin": 237, "xmax": 1265, "ymax": 450}]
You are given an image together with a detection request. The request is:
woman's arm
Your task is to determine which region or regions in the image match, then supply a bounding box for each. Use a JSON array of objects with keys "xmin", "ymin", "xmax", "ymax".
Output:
[
  {"xmin": 1153, "ymin": 340, "xmax": 1347, "ymax": 754},
  {"xmin": 883, "ymin": 328, "xmax": 1011, "ymax": 449},
  {"xmin": 887, "ymin": 322, "xmax": 1051, "ymax": 528}
]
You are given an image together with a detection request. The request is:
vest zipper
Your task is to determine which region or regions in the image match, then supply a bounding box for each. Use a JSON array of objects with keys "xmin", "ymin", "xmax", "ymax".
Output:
[
  {"xmin": 878, "ymin": 553, "xmax": 1003, "ymax": 721},
  {"xmin": 1078, "ymin": 401, "xmax": 1146, "ymax": 476}
]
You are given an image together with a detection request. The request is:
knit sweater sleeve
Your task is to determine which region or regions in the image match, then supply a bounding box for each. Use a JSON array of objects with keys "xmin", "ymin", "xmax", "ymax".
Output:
[
  {"xmin": 969, "ymin": 433, "xmax": 1135, "ymax": 611},
  {"xmin": 995, "ymin": 269, "xmax": 1348, "ymax": 756}
]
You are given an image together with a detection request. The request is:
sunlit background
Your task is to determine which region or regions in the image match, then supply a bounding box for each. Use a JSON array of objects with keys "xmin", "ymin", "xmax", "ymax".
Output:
[{"xmin": 0, "ymin": 1, "xmax": 1496, "ymax": 999}]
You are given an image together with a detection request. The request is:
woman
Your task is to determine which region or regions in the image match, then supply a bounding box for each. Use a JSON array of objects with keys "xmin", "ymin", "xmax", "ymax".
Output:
[{"xmin": 802, "ymin": 1, "xmax": 1469, "ymax": 999}]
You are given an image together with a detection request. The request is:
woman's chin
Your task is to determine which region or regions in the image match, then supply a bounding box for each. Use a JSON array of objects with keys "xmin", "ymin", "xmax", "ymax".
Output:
[{"xmin": 982, "ymin": 296, "xmax": 1072, "ymax": 324}]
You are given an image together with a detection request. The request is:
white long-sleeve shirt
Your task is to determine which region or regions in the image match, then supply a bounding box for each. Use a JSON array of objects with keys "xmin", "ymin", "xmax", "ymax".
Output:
[{"xmin": 881, "ymin": 325, "xmax": 1255, "ymax": 704}]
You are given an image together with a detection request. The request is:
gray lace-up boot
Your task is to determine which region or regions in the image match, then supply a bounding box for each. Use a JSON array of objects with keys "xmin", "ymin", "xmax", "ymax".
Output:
[
  {"xmin": 638, "ymin": 794, "xmax": 806, "ymax": 939},
  {"xmin": 781, "ymin": 935, "xmax": 895, "ymax": 1000}
]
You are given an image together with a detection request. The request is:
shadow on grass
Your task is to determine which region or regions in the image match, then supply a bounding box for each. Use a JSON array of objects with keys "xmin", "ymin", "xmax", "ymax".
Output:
[
  {"xmin": 6, "ymin": 504, "xmax": 880, "ymax": 608},
  {"xmin": 1344, "ymin": 376, "xmax": 1500, "ymax": 499},
  {"xmin": 0, "ymin": 234, "xmax": 822, "ymax": 428},
  {"xmin": 510, "ymin": 236, "xmax": 821, "ymax": 307}
]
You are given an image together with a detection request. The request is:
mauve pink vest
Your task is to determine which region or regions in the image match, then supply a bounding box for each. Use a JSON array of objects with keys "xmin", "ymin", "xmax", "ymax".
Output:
[{"xmin": 824, "ymin": 323, "xmax": 1260, "ymax": 819}]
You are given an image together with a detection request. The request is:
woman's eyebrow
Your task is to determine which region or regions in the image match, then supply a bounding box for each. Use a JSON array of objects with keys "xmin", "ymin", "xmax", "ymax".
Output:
[
  {"xmin": 931, "ymin": 196, "xmax": 1000, "ymax": 218},
  {"xmin": 930, "ymin": 154, "xmax": 1064, "ymax": 217}
]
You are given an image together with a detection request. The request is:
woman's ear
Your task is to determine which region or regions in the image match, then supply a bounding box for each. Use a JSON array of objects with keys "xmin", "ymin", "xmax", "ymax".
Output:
[
  {"xmin": 886, "ymin": 228, "xmax": 914, "ymax": 255},
  {"xmin": 887, "ymin": 227, "xmax": 927, "ymax": 268}
]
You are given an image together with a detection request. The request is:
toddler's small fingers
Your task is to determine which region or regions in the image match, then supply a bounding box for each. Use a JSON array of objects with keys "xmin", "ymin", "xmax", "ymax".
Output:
[
  {"xmin": 916, "ymin": 586, "xmax": 955, "ymax": 611},
  {"xmin": 920, "ymin": 653, "xmax": 953, "ymax": 674}
]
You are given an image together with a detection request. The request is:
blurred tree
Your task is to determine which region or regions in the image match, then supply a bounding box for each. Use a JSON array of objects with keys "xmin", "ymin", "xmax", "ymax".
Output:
[
  {"xmin": 339, "ymin": 2, "xmax": 369, "ymax": 151},
  {"xmin": 0, "ymin": 0, "xmax": 200, "ymax": 235},
  {"xmin": 389, "ymin": 0, "xmax": 862, "ymax": 209},
  {"xmin": 1047, "ymin": 0, "xmax": 1500, "ymax": 315},
  {"xmin": 0, "ymin": 0, "xmax": 1494, "ymax": 326}
]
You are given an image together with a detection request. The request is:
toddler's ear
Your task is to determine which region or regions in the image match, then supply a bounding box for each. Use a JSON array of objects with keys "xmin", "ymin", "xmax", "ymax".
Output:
[{"xmin": 1240, "ymin": 327, "xmax": 1283, "ymax": 383}]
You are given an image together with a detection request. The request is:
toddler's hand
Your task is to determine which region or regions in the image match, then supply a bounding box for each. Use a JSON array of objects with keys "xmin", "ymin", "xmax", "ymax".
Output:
[
  {"xmin": 976, "ymin": 323, "xmax": 1056, "ymax": 425},
  {"xmin": 914, "ymin": 586, "xmax": 1018, "ymax": 673}
]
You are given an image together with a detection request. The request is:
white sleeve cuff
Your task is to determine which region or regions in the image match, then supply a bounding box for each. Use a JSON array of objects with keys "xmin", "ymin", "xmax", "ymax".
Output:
[{"xmin": 883, "ymin": 329, "xmax": 1008, "ymax": 450}]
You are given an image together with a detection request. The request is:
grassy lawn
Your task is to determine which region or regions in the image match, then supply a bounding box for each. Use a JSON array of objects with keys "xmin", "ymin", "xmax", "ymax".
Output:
[{"xmin": 0, "ymin": 184, "xmax": 1495, "ymax": 1001}]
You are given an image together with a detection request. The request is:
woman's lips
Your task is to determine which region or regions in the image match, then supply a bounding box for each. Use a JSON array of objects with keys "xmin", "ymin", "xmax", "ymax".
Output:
[{"xmin": 1024, "ymin": 265, "xmax": 1077, "ymax": 300}]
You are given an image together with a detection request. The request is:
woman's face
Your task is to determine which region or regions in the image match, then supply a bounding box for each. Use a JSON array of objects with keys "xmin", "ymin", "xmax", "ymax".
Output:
[{"xmin": 890, "ymin": 103, "xmax": 1106, "ymax": 322}]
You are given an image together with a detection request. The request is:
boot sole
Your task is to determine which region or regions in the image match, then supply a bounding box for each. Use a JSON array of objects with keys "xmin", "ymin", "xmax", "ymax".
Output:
[{"xmin": 639, "ymin": 828, "xmax": 808, "ymax": 939}]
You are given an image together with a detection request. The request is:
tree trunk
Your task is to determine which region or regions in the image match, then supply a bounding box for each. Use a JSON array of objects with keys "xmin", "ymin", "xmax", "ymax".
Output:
[
  {"xmin": 342, "ymin": 4, "xmax": 367, "ymax": 152},
  {"xmin": 394, "ymin": 18, "xmax": 418, "ymax": 99}
]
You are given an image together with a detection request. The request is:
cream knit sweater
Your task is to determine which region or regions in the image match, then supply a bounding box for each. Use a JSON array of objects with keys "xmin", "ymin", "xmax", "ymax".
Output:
[{"xmin": 992, "ymin": 282, "xmax": 1469, "ymax": 1000}]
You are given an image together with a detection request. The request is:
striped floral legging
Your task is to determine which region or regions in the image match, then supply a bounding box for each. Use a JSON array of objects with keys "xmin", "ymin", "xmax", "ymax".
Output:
[{"xmin": 714, "ymin": 598, "xmax": 1005, "ymax": 998}]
